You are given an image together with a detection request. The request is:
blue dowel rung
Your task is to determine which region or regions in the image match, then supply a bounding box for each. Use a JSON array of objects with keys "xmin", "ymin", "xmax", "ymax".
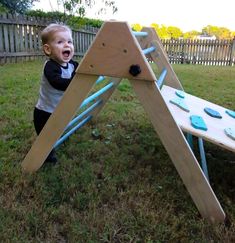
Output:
[
  {"xmin": 54, "ymin": 115, "xmax": 92, "ymax": 148},
  {"xmin": 54, "ymin": 81, "xmax": 113, "ymax": 148},
  {"xmin": 156, "ymin": 68, "xmax": 167, "ymax": 88},
  {"xmin": 186, "ymin": 133, "xmax": 194, "ymax": 150},
  {"xmin": 66, "ymin": 100, "xmax": 102, "ymax": 132},
  {"xmin": 198, "ymin": 138, "xmax": 209, "ymax": 181},
  {"xmin": 142, "ymin": 46, "xmax": 156, "ymax": 55},
  {"xmin": 95, "ymin": 75, "xmax": 106, "ymax": 84},
  {"xmin": 80, "ymin": 81, "xmax": 114, "ymax": 108},
  {"xmin": 54, "ymin": 77, "xmax": 114, "ymax": 148},
  {"xmin": 132, "ymin": 31, "xmax": 148, "ymax": 37}
]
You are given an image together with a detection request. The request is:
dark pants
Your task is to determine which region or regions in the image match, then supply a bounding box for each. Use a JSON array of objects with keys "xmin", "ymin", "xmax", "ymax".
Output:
[
  {"xmin": 33, "ymin": 107, "xmax": 52, "ymax": 135},
  {"xmin": 33, "ymin": 107, "xmax": 56, "ymax": 158}
]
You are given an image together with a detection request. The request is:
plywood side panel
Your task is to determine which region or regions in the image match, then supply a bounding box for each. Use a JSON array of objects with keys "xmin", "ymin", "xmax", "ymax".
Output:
[{"xmin": 78, "ymin": 22, "xmax": 156, "ymax": 81}]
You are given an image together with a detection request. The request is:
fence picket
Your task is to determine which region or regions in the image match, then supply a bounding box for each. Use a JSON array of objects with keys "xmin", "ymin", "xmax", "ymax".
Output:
[{"xmin": 0, "ymin": 25, "xmax": 3, "ymax": 52}]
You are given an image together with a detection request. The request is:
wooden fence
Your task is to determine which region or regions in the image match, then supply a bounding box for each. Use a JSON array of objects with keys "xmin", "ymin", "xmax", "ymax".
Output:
[
  {"xmin": 0, "ymin": 13, "xmax": 98, "ymax": 64},
  {"xmin": 0, "ymin": 13, "xmax": 234, "ymax": 66},
  {"xmin": 162, "ymin": 39, "xmax": 235, "ymax": 66}
]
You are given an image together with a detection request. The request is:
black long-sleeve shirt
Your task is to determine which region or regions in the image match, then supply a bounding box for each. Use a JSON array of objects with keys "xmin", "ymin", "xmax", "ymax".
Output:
[{"xmin": 36, "ymin": 59, "xmax": 79, "ymax": 113}]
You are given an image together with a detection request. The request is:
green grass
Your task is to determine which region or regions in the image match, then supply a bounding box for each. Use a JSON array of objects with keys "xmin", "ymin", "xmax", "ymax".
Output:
[{"xmin": 0, "ymin": 60, "xmax": 234, "ymax": 242}]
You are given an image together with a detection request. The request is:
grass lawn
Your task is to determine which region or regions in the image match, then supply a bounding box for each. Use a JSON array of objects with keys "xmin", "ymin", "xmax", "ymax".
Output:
[{"xmin": 0, "ymin": 60, "xmax": 234, "ymax": 242}]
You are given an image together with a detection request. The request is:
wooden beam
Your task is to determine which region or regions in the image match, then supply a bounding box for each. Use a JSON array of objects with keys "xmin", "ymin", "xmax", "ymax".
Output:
[
  {"xmin": 21, "ymin": 74, "xmax": 97, "ymax": 172},
  {"xmin": 130, "ymin": 79, "xmax": 225, "ymax": 223}
]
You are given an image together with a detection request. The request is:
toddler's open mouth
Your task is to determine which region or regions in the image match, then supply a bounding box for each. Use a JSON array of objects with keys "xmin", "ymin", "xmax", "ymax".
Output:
[{"xmin": 62, "ymin": 50, "xmax": 71, "ymax": 58}]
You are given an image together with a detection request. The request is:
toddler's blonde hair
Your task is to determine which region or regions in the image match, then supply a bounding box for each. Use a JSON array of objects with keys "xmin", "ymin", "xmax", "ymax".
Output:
[{"xmin": 41, "ymin": 23, "xmax": 72, "ymax": 45}]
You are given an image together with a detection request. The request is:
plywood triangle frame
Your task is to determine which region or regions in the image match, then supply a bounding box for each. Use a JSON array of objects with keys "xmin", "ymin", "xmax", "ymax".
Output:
[{"xmin": 21, "ymin": 21, "xmax": 225, "ymax": 223}]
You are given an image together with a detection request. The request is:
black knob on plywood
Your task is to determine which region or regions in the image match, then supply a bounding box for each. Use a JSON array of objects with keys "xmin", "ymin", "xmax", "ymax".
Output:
[{"xmin": 129, "ymin": 64, "xmax": 141, "ymax": 77}]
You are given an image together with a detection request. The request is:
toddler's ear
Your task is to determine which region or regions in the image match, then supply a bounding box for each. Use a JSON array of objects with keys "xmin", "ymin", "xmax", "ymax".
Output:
[{"xmin": 43, "ymin": 44, "xmax": 51, "ymax": 56}]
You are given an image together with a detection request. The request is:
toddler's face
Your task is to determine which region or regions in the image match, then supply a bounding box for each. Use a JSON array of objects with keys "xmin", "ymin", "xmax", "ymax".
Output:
[{"xmin": 43, "ymin": 30, "xmax": 74, "ymax": 66}]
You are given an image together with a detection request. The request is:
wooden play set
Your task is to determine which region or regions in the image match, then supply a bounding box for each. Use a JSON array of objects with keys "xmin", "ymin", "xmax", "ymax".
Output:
[{"xmin": 22, "ymin": 21, "xmax": 235, "ymax": 223}]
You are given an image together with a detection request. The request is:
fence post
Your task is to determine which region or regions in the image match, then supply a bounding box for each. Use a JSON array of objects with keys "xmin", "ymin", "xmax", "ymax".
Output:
[{"xmin": 230, "ymin": 37, "xmax": 235, "ymax": 66}]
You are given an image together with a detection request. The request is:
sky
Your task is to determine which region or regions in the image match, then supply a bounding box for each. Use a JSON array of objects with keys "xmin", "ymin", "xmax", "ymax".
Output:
[{"xmin": 32, "ymin": 0, "xmax": 235, "ymax": 32}]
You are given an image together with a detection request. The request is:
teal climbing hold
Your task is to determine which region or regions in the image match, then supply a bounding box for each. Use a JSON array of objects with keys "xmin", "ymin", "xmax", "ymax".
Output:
[
  {"xmin": 175, "ymin": 90, "xmax": 185, "ymax": 98},
  {"xmin": 225, "ymin": 110, "xmax": 235, "ymax": 119},
  {"xmin": 224, "ymin": 128, "xmax": 235, "ymax": 140},
  {"xmin": 170, "ymin": 97, "xmax": 190, "ymax": 112},
  {"xmin": 204, "ymin": 107, "xmax": 222, "ymax": 118},
  {"xmin": 190, "ymin": 115, "xmax": 208, "ymax": 131}
]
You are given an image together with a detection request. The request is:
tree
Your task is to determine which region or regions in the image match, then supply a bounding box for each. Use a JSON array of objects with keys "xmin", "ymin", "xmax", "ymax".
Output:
[
  {"xmin": 150, "ymin": 23, "xmax": 168, "ymax": 39},
  {"xmin": 26, "ymin": 9, "xmax": 104, "ymax": 29},
  {"xmin": 202, "ymin": 25, "xmax": 232, "ymax": 39},
  {"xmin": 0, "ymin": 0, "xmax": 39, "ymax": 14},
  {"xmin": 150, "ymin": 23, "xmax": 183, "ymax": 39},
  {"xmin": 57, "ymin": 0, "xmax": 117, "ymax": 17},
  {"xmin": 0, "ymin": 4, "xmax": 7, "ymax": 13},
  {"xmin": 183, "ymin": 30, "xmax": 200, "ymax": 39},
  {"xmin": 131, "ymin": 23, "xmax": 142, "ymax": 31},
  {"xmin": 167, "ymin": 26, "xmax": 183, "ymax": 39},
  {"xmin": 150, "ymin": 23, "xmax": 160, "ymax": 33},
  {"xmin": 232, "ymin": 32, "xmax": 235, "ymax": 39},
  {"xmin": 157, "ymin": 25, "xmax": 169, "ymax": 39},
  {"xmin": 217, "ymin": 27, "xmax": 232, "ymax": 39}
]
